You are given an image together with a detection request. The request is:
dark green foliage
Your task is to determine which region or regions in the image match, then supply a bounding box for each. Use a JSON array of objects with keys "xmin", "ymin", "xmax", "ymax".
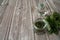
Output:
[
  {"xmin": 45, "ymin": 12, "xmax": 60, "ymax": 34},
  {"xmin": 34, "ymin": 11, "xmax": 60, "ymax": 35},
  {"xmin": 52, "ymin": 12, "xmax": 60, "ymax": 29},
  {"xmin": 46, "ymin": 16, "xmax": 59, "ymax": 34},
  {"xmin": 52, "ymin": 12, "xmax": 60, "ymax": 21}
]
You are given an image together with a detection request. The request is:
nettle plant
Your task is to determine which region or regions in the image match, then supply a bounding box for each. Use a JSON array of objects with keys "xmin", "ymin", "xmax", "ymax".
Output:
[
  {"xmin": 34, "ymin": 3, "xmax": 60, "ymax": 35},
  {"xmin": 45, "ymin": 12, "xmax": 60, "ymax": 34}
]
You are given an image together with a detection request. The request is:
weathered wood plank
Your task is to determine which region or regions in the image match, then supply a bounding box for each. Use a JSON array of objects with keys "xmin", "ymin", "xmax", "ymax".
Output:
[
  {"xmin": 8, "ymin": 0, "xmax": 34, "ymax": 40},
  {"xmin": 20, "ymin": 0, "xmax": 34, "ymax": 40},
  {"xmin": 8, "ymin": 0, "xmax": 21, "ymax": 40},
  {"xmin": 48, "ymin": 34, "xmax": 60, "ymax": 40},
  {"xmin": 0, "ymin": 0, "xmax": 17, "ymax": 40},
  {"xmin": 0, "ymin": 0, "xmax": 8, "ymax": 24},
  {"xmin": 51, "ymin": 0, "xmax": 60, "ymax": 12}
]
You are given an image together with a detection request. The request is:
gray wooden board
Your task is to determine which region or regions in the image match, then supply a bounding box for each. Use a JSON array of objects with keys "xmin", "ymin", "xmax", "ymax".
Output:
[
  {"xmin": 8, "ymin": 0, "xmax": 34, "ymax": 40},
  {"xmin": 0, "ymin": 0, "xmax": 8, "ymax": 24},
  {"xmin": 48, "ymin": 34, "xmax": 60, "ymax": 40},
  {"xmin": 0, "ymin": 0, "xmax": 17, "ymax": 40}
]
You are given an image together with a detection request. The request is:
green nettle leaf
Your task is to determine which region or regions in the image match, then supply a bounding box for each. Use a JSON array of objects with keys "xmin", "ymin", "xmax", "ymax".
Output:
[
  {"xmin": 52, "ymin": 12, "xmax": 60, "ymax": 29},
  {"xmin": 45, "ymin": 12, "xmax": 60, "ymax": 34},
  {"xmin": 52, "ymin": 12, "xmax": 60, "ymax": 21}
]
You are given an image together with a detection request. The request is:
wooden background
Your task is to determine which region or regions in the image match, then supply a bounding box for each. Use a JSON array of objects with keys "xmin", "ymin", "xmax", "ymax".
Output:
[{"xmin": 0, "ymin": 0, "xmax": 60, "ymax": 40}]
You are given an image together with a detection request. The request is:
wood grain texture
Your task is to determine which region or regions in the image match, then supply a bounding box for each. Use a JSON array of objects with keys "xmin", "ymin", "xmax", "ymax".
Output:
[
  {"xmin": 0, "ymin": 0, "xmax": 8, "ymax": 24},
  {"xmin": 48, "ymin": 34, "xmax": 60, "ymax": 40},
  {"xmin": 0, "ymin": 0, "xmax": 17, "ymax": 40},
  {"xmin": 8, "ymin": 0, "xmax": 34, "ymax": 40}
]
